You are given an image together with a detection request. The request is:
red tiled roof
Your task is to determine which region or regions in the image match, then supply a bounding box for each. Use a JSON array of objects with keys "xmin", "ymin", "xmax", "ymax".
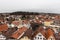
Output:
[
  {"xmin": 2, "ymin": 27, "xmax": 18, "ymax": 38},
  {"xmin": 55, "ymin": 16, "xmax": 59, "ymax": 19},
  {"xmin": 35, "ymin": 19, "xmax": 42, "ymax": 24},
  {"xmin": 0, "ymin": 24, "xmax": 8, "ymax": 32},
  {"xmin": 11, "ymin": 27, "xmax": 28, "ymax": 39},
  {"xmin": 46, "ymin": 28, "xmax": 54, "ymax": 39},
  {"xmin": 0, "ymin": 20, "xmax": 3, "ymax": 22},
  {"xmin": 58, "ymin": 32, "xmax": 60, "ymax": 35},
  {"xmin": 22, "ymin": 20, "xmax": 29, "ymax": 24},
  {"xmin": 32, "ymin": 27, "xmax": 46, "ymax": 38},
  {"xmin": 12, "ymin": 21, "xmax": 20, "ymax": 26},
  {"xmin": 23, "ymin": 29, "xmax": 33, "ymax": 39},
  {"xmin": 45, "ymin": 19, "xmax": 53, "ymax": 22},
  {"xmin": 32, "ymin": 27, "xmax": 55, "ymax": 39}
]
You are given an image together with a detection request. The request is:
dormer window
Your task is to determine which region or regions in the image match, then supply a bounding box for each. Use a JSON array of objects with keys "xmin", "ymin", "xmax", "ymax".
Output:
[{"xmin": 39, "ymin": 35, "xmax": 41, "ymax": 36}]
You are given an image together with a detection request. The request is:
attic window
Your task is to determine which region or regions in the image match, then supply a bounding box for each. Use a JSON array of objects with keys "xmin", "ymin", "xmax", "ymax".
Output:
[{"xmin": 39, "ymin": 35, "xmax": 41, "ymax": 36}]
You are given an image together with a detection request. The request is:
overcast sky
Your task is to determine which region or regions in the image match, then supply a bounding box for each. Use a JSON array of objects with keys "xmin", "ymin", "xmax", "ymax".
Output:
[{"xmin": 0, "ymin": 0, "xmax": 60, "ymax": 13}]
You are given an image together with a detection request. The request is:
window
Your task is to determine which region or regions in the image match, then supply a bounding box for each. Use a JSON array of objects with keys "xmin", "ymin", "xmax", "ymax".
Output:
[
  {"xmin": 38, "ymin": 37, "xmax": 39, "ymax": 39},
  {"xmin": 39, "ymin": 35, "xmax": 41, "ymax": 36},
  {"xmin": 40, "ymin": 38, "xmax": 42, "ymax": 39}
]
